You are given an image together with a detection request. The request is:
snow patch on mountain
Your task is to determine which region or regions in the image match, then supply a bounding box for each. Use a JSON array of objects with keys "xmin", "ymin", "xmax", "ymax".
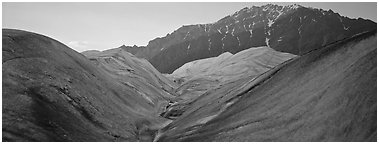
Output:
[
  {"xmin": 278, "ymin": 36, "xmax": 283, "ymax": 42},
  {"xmin": 265, "ymin": 38, "xmax": 270, "ymax": 47},
  {"xmin": 221, "ymin": 34, "xmax": 227, "ymax": 45},
  {"xmin": 208, "ymin": 38, "xmax": 212, "ymax": 51},
  {"xmin": 217, "ymin": 28, "xmax": 222, "ymax": 34},
  {"xmin": 184, "ymin": 31, "xmax": 190, "ymax": 40},
  {"xmin": 344, "ymin": 25, "xmax": 350, "ymax": 30},
  {"xmin": 268, "ymin": 19, "xmax": 274, "ymax": 27},
  {"xmin": 275, "ymin": 10, "xmax": 284, "ymax": 20}
]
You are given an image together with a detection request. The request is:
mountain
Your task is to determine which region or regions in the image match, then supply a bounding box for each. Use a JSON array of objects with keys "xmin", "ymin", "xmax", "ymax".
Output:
[
  {"xmin": 169, "ymin": 46, "xmax": 295, "ymax": 83},
  {"xmin": 156, "ymin": 30, "xmax": 377, "ymax": 142},
  {"xmin": 118, "ymin": 45, "xmax": 145, "ymax": 56},
  {"xmin": 3, "ymin": 4, "xmax": 377, "ymax": 142},
  {"xmin": 83, "ymin": 45, "xmax": 146, "ymax": 58},
  {"xmin": 2, "ymin": 29, "xmax": 172, "ymax": 141},
  {"xmin": 81, "ymin": 50, "xmax": 101, "ymax": 56},
  {"xmin": 2, "ymin": 25, "xmax": 376, "ymax": 142},
  {"xmin": 160, "ymin": 47, "xmax": 296, "ymax": 119},
  {"xmin": 83, "ymin": 47, "xmax": 179, "ymax": 112},
  {"xmin": 116, "ymin": 4, "xmax": 376, "ymax": 73}
]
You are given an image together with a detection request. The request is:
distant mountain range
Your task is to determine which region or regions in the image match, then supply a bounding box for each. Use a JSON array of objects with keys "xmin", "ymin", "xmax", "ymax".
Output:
[{"xmin": 100, "ymin": 4, "xmax": 376, "ymax": 73}]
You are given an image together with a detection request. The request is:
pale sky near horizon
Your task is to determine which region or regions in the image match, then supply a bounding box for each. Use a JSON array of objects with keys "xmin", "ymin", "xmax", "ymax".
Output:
[{"xmin": 2, "ymin": 2, "xmax": 377, "ymax": 52}]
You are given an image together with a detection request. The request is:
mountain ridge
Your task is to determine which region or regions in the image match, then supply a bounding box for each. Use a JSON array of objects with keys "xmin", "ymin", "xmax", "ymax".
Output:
[
  {"xmin": 2, "ymin": 25, "xmax": 376, "ymax": 142},
  {"xmin": 2, "ymin": 29, "xmax": 172, "ymax": 141},
  {"xmin": 4, "ymin": 3, "xmax": 376, "ymax": 142},
  {"xmin": 85, "ymin": 4, "xmax": 375, "ymax": 73},
  {"xmin": 156, "ymin": 29, "xmax": 377, "ymax": 142}
]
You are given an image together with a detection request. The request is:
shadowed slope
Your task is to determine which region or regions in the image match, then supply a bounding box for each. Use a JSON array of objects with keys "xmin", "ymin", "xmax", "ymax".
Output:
[
  {"xmin": 157, "ymin": 30, "xmax": 377, "ymax": 142},
  {"xmin": 2, "ymin": 29, "xmax": 166, "ymax": 141}
]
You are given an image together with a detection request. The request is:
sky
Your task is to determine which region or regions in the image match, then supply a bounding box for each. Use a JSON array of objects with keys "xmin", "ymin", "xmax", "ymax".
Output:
[{"xmin": 2, "ymin": 2, "xmax": 377, "ymax": 52}]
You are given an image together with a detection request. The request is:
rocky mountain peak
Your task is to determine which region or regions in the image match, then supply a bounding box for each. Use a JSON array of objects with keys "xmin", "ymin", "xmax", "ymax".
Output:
[{"xmin": 120, "ymin": 4, "xmax": 376, "ymax": 74}]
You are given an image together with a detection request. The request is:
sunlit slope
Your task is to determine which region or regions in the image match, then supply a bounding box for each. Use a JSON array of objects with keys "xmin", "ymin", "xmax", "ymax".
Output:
[
  {"xmin": 83, "ymin": 48, "xmax": 179, "ymax": 114},
  {"xmin": 170, "ymin": 46, "xmax": 295, "ymax": 88},
  {"xmin": 2, "ymin": 29, "xmax": 165, "ymax": 141},
  {"xmin": 158, "ymin": 30, "xmax": 377, "ymax": 142},
  {"xmin": 161, "ymin": 47, "xmax": 295, "ymax": 119}
]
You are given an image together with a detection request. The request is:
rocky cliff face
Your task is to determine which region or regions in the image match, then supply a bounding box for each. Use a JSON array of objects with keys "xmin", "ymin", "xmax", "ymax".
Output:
[{"xmin": 117, "ymin": 4, "xmax": 376, "ymax": 73}]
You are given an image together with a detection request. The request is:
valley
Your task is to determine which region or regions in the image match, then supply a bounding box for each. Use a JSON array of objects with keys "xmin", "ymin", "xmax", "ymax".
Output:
[{"xmin": 2, "ymin": 3, "xmax": 377, "ymax": 142}]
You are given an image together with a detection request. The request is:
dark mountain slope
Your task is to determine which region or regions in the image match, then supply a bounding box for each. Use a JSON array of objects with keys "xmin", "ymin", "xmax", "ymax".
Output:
[
  {"xmin": 2, "ymin": 29, "xmax": 169, "ymax": 141},
  {"xmin": 156, "ymin": 30, "xmax": 377, "ymax": 141},
  {"xmin": 127, "ymin": 4, "xmax": 376, "ymax": 73}
]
